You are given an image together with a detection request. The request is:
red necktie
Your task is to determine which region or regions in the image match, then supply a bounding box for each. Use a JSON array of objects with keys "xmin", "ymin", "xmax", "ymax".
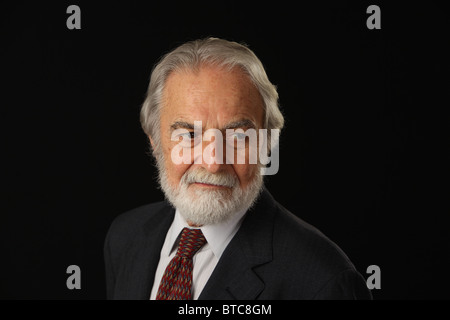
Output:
[{"xmin": 156, "ymin": 227, "xmax": 207, "ymax": 300}]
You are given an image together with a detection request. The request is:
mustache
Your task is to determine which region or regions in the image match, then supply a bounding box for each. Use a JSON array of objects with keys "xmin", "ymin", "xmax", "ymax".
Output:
[{"xmin": 181, "ymin": 168, "xmax": 238, "ymax": 188}]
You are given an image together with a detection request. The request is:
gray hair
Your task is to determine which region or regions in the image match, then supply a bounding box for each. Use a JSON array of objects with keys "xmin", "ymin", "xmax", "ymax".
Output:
[{"xmin": 140, "ymin": 37, "xmax": 284, "ymax": 152}]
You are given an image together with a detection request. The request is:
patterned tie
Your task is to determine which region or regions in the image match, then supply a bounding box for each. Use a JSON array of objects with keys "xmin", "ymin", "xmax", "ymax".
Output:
[{"xmin": 156, "ymin": 227, "xmax": 207, "ymax": 300}]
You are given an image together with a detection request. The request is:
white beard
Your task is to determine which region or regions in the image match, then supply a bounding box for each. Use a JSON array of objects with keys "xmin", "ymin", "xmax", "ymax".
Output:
[{"xmin": 156, "ymin": 156, "xmax": 263, "ymax": 226}]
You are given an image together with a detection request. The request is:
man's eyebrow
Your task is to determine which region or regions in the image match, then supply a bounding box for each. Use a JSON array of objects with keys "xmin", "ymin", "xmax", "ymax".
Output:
[
  {"xmin": 170, "ymin": 119, "xmax": 257, "ymax": 131},
  {"xmin": 170, "ymin": 121, "xmax": 195, "ymax": 131},
  {"xmin": 223, "ymin": 119, "xmax": 257, "ymax": 130}
]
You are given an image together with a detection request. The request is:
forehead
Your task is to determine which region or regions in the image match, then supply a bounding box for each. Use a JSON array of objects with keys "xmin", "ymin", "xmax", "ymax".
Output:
[{"xmin": 161, "ymin": 65, "xmax": 264, "ymax": 127}]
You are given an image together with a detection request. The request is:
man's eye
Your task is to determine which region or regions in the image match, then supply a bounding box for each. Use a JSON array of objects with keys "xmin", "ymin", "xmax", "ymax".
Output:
[{"xmin": 179, "ymin": 132, "xmax": 196, "ymax": 140}]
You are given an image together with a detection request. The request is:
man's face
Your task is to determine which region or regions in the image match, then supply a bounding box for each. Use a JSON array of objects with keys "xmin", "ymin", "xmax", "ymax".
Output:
[
  {"xmin": 160, "ymin": 65, "xmax": 264, "ymax": 191},
  {"xmin": 153, "ymin": 65, "xmax": 265, "ymax": 225}
]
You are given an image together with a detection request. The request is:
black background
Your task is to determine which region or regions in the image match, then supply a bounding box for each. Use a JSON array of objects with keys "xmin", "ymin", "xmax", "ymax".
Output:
[{"xmin": 1, "ymin": 1, "xmax": 448, "ymax": 299}]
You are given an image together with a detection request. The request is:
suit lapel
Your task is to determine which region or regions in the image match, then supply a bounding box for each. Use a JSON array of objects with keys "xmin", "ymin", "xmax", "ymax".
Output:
[
  {"xmin": 118, "ymin": 201, "xmax": 175, "ymax": 299},
  {"xmin": 199, "ymin": 189, "xmax": 276, "ymax": 300}
]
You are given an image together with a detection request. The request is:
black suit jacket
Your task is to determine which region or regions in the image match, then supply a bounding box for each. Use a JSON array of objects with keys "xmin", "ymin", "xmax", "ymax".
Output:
[{"xmin": 104, "ymin": 189, "xmax": 372, "ymax": 299}]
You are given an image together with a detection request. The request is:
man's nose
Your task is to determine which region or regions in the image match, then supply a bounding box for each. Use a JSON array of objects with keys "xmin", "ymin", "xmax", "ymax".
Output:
[{"xmin": 199, "ymin": 135, "xmax": 226, "ymax": 173}]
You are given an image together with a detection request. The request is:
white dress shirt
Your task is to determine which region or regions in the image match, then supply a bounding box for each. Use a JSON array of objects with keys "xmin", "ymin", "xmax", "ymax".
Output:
[{"xmin": 149, "ymin": 208, "xmax": 247, "ymax": 300}]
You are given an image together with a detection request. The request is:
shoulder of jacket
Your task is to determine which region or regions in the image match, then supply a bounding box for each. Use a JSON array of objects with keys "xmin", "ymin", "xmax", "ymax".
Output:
[
  {"xmin": 106, "ymin": 200, "xmax": 171, "ymax": 243},
  {"xmin": 272, "ymin": 199, "xmax": 357, "ymax": 273}
]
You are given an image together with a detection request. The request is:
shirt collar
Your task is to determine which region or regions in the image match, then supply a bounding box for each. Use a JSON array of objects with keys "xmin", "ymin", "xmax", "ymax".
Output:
[{"xmin": 165, "ymin": 208, "xmax": 247, "ymax": 260}]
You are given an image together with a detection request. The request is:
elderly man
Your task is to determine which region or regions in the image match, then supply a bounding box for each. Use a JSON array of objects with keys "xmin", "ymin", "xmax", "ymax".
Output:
[{"xmin": 104, "ymin": 38, "xmax": 372, "ymax": 300}]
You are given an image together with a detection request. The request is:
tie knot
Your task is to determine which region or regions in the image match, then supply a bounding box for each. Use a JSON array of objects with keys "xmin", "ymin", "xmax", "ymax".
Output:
[{"xmin": 176, "ymin": 228, "xmax": 207, "ymax": 259}]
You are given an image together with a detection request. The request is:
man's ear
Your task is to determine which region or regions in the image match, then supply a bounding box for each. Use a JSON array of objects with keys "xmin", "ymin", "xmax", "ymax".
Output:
[{"xmin": 148, "ymin": 136, "xmax": 155, "ymax": 149}]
